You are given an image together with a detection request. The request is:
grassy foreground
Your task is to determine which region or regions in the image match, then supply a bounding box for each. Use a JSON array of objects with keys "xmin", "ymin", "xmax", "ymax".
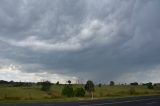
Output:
[{"xmin": 0, "ymin": 84, "xmax": 160, "ymax": 103}]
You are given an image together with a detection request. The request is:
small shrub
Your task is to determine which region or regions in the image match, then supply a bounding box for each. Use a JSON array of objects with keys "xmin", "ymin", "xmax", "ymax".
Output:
[
  {"xmin": 62, "ymin": 85, "xmax": 74, "ymax": 97},
  {"xmin": 98, "ymin": 83, "xmax": 102, "ymax": 87},
  {"xmin": 41, "ymin": 81, "xmax": 52, "ymax": 91},
  {"xmin": 74, "ymin": 88, "xmax": 85, "ymax": 97}
]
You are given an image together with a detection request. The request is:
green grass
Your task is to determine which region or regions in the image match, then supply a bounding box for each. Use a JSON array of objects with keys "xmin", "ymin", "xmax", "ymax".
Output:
[
  {"xmin": 0, "ymin": 84, "xmax": 160, "ymax": 103},
  {"xmin": 94, "ymin": 85, "xmax": 160, "ymax": 97}
]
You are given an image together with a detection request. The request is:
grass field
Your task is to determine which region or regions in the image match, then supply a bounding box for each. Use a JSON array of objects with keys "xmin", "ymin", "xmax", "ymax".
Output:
[{"xmin": 0, "ymin": 84, "xmax": 160, "ymax": 103}]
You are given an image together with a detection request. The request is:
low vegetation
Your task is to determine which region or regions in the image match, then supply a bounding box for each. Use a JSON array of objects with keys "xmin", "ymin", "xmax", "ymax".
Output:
[
  {"xmin": 62, "ymin": 84, "xmax": 74, "ymax": 97},
  {"xmin": 74, "ymin": 88, "xmax": 85, "ymax": 97},
  {"xmin": 41, "ymin": 81, "xmax": 52, "ymax": 91},
  {"xmin": 0, "ymin": 80, "xmax": 160, "ymax": 103}
]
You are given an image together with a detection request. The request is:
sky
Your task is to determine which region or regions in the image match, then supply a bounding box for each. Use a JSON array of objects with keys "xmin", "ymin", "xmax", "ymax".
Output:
[{"xmin": 0, "ymin": 0, "xmax": 160, "ymax": 84}]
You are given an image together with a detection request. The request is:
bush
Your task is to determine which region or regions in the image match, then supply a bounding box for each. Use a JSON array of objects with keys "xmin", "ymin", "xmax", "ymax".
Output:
[
  {"xmin": 74, "ymin": 88, "xmax": 85, "ymax": 97},
  {"xmin": 62, "ymin": 85, "xmax": 74, "ymax": 97},
  {"xmin": 147, "ymin": 82, "xmax": 154, "ymax": 89},
  {"xmin": 41, "ymin": 81, "xmax": 52, "ymax": 91},
  {"xmin": 98, "ymin": 83, "xmax": 102, "ymax": 87}
]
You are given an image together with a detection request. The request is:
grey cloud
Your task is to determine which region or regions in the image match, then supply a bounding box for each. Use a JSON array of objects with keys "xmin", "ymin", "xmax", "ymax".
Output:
[{"xmin": 0, "ymin": 0, "xmax": 160, "ymax": 83}]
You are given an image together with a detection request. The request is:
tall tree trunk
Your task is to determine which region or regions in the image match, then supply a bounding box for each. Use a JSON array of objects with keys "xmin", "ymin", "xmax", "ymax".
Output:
[{"xmin": 91, "ymin": 91, "xmax": 94, "ymax": 99}]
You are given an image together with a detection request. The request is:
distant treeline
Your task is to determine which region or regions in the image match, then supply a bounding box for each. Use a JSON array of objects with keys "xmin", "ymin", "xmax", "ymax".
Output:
[
  {"xmin": 0, "ymin": 80, "xmax": 71, "ymax": 87},
  {"xmin": 0, "ymin": 80, "xmax": 37, "ymax": 87},
  {"xmin": 0, "ymin": 80, "xmax": 56, "ymax": 87},
  {"xmin": 129, "ymin": 82, "xmax": 160, "ymax": 86},
  {"xmin": 0, "ymin": 80, "xmax": 80, "ymax": 87},
  {"xmin": 0, "ymin": 80, "xmax": 160, "ymax": 87}
]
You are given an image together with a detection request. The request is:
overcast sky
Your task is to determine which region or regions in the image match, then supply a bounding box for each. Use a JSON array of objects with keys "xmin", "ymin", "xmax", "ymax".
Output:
[{"xmin": 0, "ymin": 0, "xmax": 160, "ymax": 84}]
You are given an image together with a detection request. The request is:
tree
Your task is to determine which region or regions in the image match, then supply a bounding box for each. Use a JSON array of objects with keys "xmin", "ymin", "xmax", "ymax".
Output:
[
  {"xmin": 56, "ymin": 81, "xmax": 59, "ymax": 85},
  {"xmin": 146, "ymin": 82, "xmax": 154, "ymax": 89},
  {"xmin": 110, "ymin": 81, "xmax": 115, "ymax": 86},
  {"xmin": 68, "ymin": 80, "xmax": 71, "ymax": 85},
  {"xmin": 85, "ymin": 80, "xmax": 95, "ymax": 99},
  {"xmin": 41, "ymin": 81, "xmax": 51, "ymax": 91}
]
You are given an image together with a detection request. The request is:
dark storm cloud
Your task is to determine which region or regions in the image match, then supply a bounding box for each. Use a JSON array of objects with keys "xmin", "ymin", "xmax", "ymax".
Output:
[{"xmin": 0, "ymin": 0, "xmax": 160, "ymax": 83}]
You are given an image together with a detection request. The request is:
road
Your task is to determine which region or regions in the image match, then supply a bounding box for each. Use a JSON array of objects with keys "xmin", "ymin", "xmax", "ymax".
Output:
[{"xmin": 0, "ymin": 95, "xmax": 160, "ymax": 106}]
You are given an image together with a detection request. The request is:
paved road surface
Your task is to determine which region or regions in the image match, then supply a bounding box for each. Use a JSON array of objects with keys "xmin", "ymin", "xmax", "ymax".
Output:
[{"xmin": 0, "ymin": 95, "xmax": 160, "ymax": 106}]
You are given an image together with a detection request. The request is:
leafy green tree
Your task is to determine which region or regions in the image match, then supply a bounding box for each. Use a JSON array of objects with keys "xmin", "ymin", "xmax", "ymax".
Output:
[
  {"xmin": 56, "ymin": 81, "xmax": 59, "ymax": 85},
  {"xmin": 85, "ymin": 80, "xmax": 95, "ymax": 99},
  {"xmin": 68, "ymin": 80, "xmax": 71, "ymax": 85},
  {"xmin": 74, "ymin": 88, "xmax": 85, "ymax": 97},
  {"xmin": 110, "ymin": 81, "xmax": 115, "ymax": 86},
  {"xmin": 41, "ymin": 81, "xmax": 51, "ymax": 91}
]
